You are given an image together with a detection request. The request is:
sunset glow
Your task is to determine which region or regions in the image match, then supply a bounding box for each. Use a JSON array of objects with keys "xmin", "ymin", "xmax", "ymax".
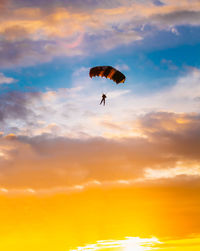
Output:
[
  {"xmin": 70, "ymin": 237, "xmax": 161, "ymax": 251},
  {"xmin": 1, "ymin": 0, "xmax": 200, "ymax": 250}
]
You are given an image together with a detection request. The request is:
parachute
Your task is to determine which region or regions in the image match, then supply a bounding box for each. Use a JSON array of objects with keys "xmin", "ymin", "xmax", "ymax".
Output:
[{"xmin": 89, "ymin": 66, "xmax": 126, "ymax": 84}]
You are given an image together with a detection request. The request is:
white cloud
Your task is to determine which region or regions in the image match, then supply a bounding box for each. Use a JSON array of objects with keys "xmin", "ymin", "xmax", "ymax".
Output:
[
  {"xmin": 115, "ymin": 63, "xmax": 130, "ymax": 71},
  {"xmin": 2, "ymin": 67, "xmax": 200, "ymax": 138},
  {"xmin": 0, "ymin": 73, "xmax": 16, "ymax": 85},
  {"xmin": 145, "ymin": 164, "xmax": 200, "ymax": 180},
  {"xmin": 171, "ymin": 27, "xmax": 179, "ymax": 35},
  {"xmin": 70, "ymin": 237, "xmax": 161, "ymax": 251}
]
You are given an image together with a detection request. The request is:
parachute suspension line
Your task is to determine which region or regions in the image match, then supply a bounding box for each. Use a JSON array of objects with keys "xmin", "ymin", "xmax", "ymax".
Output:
[
  {"xmin": 89, "ymin": 66, "xmax": 126, "ymax": 104},
  {"xmin": 101, "ymin": 82, "xmax": 107, "ymax": 96}
]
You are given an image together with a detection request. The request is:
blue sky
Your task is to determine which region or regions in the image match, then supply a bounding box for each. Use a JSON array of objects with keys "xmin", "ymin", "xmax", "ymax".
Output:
[
  {"xmin": 1, "ymin": 3, "xmax": 200, "ymax": 251},
  {"xmin": 1, "ymin": 23, "xmax": 200, "ymax": 95},
  {"xmin": 0, "ymin": 0, "xmax": 200, "ymax": 138},
  {"xmin": 0, "ymin": 0, "xmax": 200, "ymax": 199}
]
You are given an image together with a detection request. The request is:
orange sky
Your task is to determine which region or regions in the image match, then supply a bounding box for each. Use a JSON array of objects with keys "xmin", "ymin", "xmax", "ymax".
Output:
[
  {"xmin": 1, "ymin": 109, "xmax": 200, "ymax": 250},
  {"xmin": 1, "ymin": 110, "xmax": 200, "ymax": 250},
  {"xmin": 1, "ymin": 0, "xmax": 200, "ymax": 250},
  {"xmin": 0, "ymin": 184, "xmax": 200, "ymax": 250}
]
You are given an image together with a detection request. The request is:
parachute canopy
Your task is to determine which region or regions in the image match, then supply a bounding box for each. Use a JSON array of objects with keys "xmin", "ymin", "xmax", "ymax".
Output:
[{"xmin": 89, "ymin": 66, "xmax": 126, "ymax": 84}]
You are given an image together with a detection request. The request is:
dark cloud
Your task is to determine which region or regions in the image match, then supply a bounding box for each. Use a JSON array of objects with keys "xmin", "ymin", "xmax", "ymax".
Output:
[
  {"xmin": 152, "ymin": 10, "xmax": 200, "ymax": 27},
  {"xmin": 0, "ymin": 91, "xmax": 41, "ymax": 125},
  {"xmin": 0, "ymin": 135, "xmax": 148, "ymax": 188},
  {"xmin": 138, "ymin": 112, "xmax": 200, "ymax": 160},
  {"xmin": 0, "ymin": 40, "xmax": 54, "ymax": 68},
  {"xmin": 10, "ymin": 0, "xmax": 133, "ymax": 12},
  {"xmin": 153, "ymin": 0, "xmax": 164, "ymax": 6},
  {"xmin": 0, "ymin": 0, "xmax": 9, "ymax": 10}
]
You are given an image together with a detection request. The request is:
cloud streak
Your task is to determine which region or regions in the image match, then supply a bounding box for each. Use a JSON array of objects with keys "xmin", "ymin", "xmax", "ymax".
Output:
[
  {"xmin": 70, "ymin": 236, "xmax": 160, "ymax": 251},
  {"xmin": 0, "ymin": 73, "xmax": 16, "ymax": 84}
]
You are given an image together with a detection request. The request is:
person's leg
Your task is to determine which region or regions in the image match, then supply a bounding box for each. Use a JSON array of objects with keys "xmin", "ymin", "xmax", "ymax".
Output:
[
  {"xmin": 103, "ymin": 99, "xmax": 105, "ymax": 105},
  {"xmin": 100, "ymin": 99, "xmax": 103, "ymax": 105}
]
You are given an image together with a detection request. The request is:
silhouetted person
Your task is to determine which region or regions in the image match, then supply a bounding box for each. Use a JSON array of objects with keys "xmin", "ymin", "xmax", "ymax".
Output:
[{"xmin": 100, "ymin": 93, "xmax": 107, "ymax": 106}]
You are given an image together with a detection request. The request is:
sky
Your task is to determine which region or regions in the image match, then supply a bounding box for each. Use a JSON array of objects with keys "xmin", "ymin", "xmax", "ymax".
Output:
[{"xmin": 0, "ymin": 0, "xmax": 200, "ymax": 250}]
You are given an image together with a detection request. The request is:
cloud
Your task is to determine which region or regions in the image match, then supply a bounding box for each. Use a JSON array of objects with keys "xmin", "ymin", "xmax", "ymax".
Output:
[
  {"xmin": 114, "ymin": 63, "xmax": 130, "ymax": 71},
  {"xmin": 0, "ymin": 91, "xmax": 41, "ymax": 134},
  {"xmin": 0, "ymin": 109, "xmax": 200, "ymax": 189},
  {"xmin": 0, "ymin": 72, "xmax": 16, "ymax": 84},
  {"xmin": 0, "ymin": 0, "xmax": 200, "ymax": 67},
  {"xmin": 151, "ymin": 10, "xmax": 200, "ymax": 28},
  {"xmin": 145, "ymin": 164, "xmax": 200, "ymax": 180},
  {"xmin": 137, "ymin": 112, "xmax": 200, "ymax": 162},
  {"xmin": 1, "ymin": 67, "xmax": 200, "ymax": 137},
  {"xmin": 0, "ymin": 40, "xmax": 59, "ymax": 68},
  {"xmin": 70, "ymin": 237, "xmax": 160, "ymax": 251},
  {"xmin": 70, "ymin": 235, "xmax": 200, "ymax": 251},
  {"xmin": 0, "ymin": 68, "xmax": 200, "ymax": 189}
]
